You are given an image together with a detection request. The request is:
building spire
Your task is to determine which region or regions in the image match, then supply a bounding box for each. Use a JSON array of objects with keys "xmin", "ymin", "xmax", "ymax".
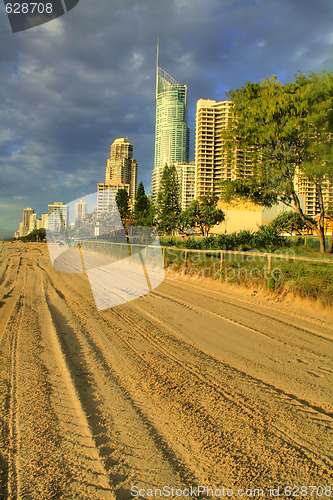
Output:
[{"xmin": 156, "ymin": 37, "xmax": 159, "ymax": 98}]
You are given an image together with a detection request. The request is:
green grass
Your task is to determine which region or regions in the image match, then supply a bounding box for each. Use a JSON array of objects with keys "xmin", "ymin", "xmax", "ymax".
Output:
[
  {"xmin": 66, "ymin": 238, "xmax": 333, "ymax": 308},
  {"xmin": 164, "ymin": 247, "xmax": 333, "ymax": 308}
]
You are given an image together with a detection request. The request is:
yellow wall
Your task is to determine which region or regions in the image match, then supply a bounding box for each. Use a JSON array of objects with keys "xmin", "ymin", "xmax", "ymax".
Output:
[{"xmin": 212, "ymin": 201, "xmax": 284, "ymax": 234}]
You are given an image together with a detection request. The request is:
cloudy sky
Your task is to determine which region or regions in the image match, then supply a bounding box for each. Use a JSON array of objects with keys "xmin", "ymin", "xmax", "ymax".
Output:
[{"xmin": 1, "ymin": 0, "xmax": 333, "ymax": 237}]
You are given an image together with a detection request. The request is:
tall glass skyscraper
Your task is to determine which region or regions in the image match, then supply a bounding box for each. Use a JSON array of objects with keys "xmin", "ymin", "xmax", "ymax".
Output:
[{"xmin": 152, "ymin": 42, "xmax": 189, "ymax": 201}]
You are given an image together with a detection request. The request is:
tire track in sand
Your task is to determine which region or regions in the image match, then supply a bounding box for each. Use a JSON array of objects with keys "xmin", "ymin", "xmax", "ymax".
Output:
[
  {"xmin": 40, "ymin": 272, "xmax": 117, "ymax": 499},
  {"xmin": 6, "ymin": 260, "xmax": 28, "ymax": 499}
]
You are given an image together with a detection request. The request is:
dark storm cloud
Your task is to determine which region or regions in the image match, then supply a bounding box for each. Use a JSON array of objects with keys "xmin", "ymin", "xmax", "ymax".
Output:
[{"xmin": 0, "ymin": 0, "xmax": 332, "ymax": 236}]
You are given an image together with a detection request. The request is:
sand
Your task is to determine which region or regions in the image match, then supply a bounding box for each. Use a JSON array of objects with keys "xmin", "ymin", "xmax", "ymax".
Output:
[{"xmin": 0, "ymin": 241, "xmax": 332, "ymax": 499}]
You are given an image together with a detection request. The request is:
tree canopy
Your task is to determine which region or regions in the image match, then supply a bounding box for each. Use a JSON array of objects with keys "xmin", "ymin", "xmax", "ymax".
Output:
[
  {"xmin": 270, "ymin": 211, "xmax": 306, "ymax": 236},
  {"xmin": 184, "ymin": 194, "xmax": 225, "ymax": 236},
  {"xmin": 220, "ymin": 71, "xmax": 333, "ymax": 252}
]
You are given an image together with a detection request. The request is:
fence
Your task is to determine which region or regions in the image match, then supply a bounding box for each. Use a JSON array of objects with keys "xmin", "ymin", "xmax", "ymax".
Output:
[{"xmin": 78, "ymin": 240, "xmax": 333, "ymax": 274}]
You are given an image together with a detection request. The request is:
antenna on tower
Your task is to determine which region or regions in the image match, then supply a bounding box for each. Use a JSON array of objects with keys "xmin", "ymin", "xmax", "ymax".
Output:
[
  {"xmin": 156, "ymin": 37, "xmax": 159, "ymax": 69},
  {"xmin": 156, "ymin": 37, "xmax": 159, "ymax": 98}
]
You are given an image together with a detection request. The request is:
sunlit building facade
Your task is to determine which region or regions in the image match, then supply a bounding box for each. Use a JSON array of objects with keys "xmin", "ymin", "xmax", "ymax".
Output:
[
  {"xmin": 294, "ymin": 168, "xmax": 333, "ymax": 219},
  {"xmin": 105, "ymin": 138, "xmax": 137, "ymax": 205},
  {"xmin": 75, "ymin": 199, "xmax": 88, "ymax": 225},
  {"xmin": 195, "ymin": 99, "xmax": 233, "ymax": 198},
  {"xmin": 174, "ymin": 162, "xmax": 195, "ymax": 210},
  {"xmin": 46, "ymin": 202, "xmax": 69, "ymax": 232},
  {"xmin": 97, "ymin": 180, "xmax": 130, "ymax": 218},
  {"xmin": 152, "ymin": 46, "xmax": 189, "ymax": 201}
]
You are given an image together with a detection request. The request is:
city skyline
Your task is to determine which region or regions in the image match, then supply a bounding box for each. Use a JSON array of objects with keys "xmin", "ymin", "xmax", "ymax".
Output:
[{"xmin": 1, "ymin": 0, "xmax": 333, "ymax": 237}]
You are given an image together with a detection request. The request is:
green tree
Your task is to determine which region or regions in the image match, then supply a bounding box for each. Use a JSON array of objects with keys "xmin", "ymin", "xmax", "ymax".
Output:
[
  {"xmin": 185, "ymin": 194, "xmax": 225, "ymax": 236},
  {"xmin": 156, "ymin": 164, "xmax": 181, "ymax": 234},
  {"xmin": 220, "ymin": 71, "xmax": 333, "ymax": 253},
  {"xmin": 177, "ymin": 210, "xmax": 192, "ymax": 233},
  {"xmin": 270, "ymin": 211, "xmax": 306, "ymax": 236},
  {"xmin": 20, "ymin": 228, "xmax": 46, "ymax": 242},
  {"xmin": 115, "ymin": 188, "xmax": 130, "ymax": 228},
  {"xmin": 134, "ymin": 181, "xmax": 152, "ymax": 226},
  {"xmin": 141, "ymin": 203, "xmax": 156, "ymax": 227}
]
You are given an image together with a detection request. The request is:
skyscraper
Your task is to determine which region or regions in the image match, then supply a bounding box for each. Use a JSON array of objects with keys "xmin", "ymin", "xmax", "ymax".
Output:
[
  {"xmin": 105, "ymin": 138, "xmax": 137, "ymax": 205},
  {"xmin": 152, "ymin": 41, "xmax": 189, "ymax": 201}
]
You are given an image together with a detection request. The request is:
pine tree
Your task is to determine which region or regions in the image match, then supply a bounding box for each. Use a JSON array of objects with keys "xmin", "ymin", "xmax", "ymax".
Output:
[
  {"xmin": 156, "ymin": 164, "xmax": 181, "ymax": 234},
  {"xmin": 115, "ymin": 188, "xmax": 130, "ymax": 227},
  {"xmin": 134, "ymin": 181, "xmax": 150, "ymax": 224}
]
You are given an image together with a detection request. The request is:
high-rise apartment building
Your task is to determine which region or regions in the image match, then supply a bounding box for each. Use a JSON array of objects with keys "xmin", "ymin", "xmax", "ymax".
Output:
[
  {"xmin": 19, "ymin": 221, "xmax": 26, "ymax": 238},
  {"xmin": 174, "ymin": 162, "xmax": 195, "ymax": 210},
  {"xmin": 40, "ymin": 213, "xmax": 48, "ymax": 229},
  {"xmin": 294, "ymin": 169, "xmax": 333, "ymax": 219},
  {"xmin": 46, "ymin": 202, "xmax": 69, "ymax": 232},
  {"xmin": 105, "ymin": 138, "xmax": 137, "ymax": 205},
  {"xmin": 23, "ymin": 207, "xmax": 34, "ymax": 228},
  {"xmin": 151, "ymin": 162, "xmax": 195, "ymax": 211},
  {"xmin": 152, "ymin": 43, "xmax": 190, "ymax": 201},
  {"xmin": 19, "ymin": 207, "xmax": 34, "ymax": 237},
  {"xmin": 29, "ymin": 213, "xmax": 37, "ymax": 233},
  {"xmin": 97, "ymin": 180, "xmax": 130, "ymax": 219},
  {"xmin": 75, "ymin": 199, "xmax": 88, "ymax": 225},
  {"xmin": 195, "ymin": 99, "xmax": 233, "ymax": 199}
]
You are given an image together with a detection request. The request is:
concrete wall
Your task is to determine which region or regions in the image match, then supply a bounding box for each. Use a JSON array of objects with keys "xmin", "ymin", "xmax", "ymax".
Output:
[{"xmin": 212, "ymin": 201, "xmax": 285, "ymax": 234}]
